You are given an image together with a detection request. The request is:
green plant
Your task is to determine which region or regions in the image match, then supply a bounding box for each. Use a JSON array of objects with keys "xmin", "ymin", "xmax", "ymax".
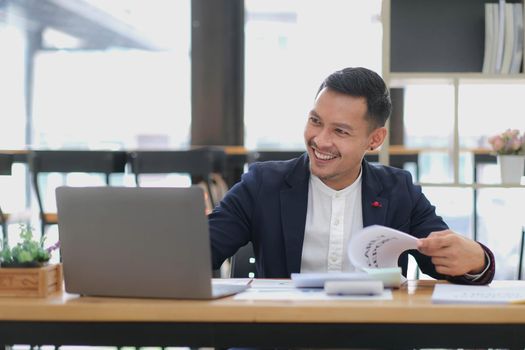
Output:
[{"xmin": 0, "ymin": 225, "xmax": 51, "ymax": 266}]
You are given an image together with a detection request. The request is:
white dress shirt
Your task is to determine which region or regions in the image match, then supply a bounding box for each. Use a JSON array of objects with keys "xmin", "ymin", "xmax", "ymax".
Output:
[
  {"xmin": 299, "ymin": 170, "xmax": 490, "ymax": 279},
  {"xmin": 300, "ymin": 171, "xmax": 363, "ymax": 273}
]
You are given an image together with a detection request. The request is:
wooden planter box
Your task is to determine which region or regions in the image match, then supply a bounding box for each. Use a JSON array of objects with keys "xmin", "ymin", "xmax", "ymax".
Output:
[{"xmin": 0, "ymin": 263, "xmax": 63, "ymax": 297}]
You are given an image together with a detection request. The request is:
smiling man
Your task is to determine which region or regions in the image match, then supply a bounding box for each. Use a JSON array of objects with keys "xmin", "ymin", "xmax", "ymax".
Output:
[{"xmin": 209, "ymin": 67, "xmax": 494, "ymax": 284}]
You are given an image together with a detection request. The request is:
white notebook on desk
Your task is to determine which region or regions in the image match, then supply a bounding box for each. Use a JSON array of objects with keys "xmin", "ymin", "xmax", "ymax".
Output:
[{"xmin": 432, "ymin": 284, "xmax": 525, "ymax": 304}]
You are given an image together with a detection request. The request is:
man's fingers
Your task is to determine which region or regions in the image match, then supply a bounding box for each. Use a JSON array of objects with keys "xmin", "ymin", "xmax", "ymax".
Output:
[
  {"xmin": 428, "ymin": 230, "xmax": 449, "ymax": 238},
  {"xmin": 430, "ymin": 248, "xmax": 468, "ymax": 276},
  {"xmin": 417, "ymin": 230, "xmax": 486, "ymax": 276},
  {"xmin": 418, "ymin": 235, "xmax": 451, "ymax": 255},
  {"xmin": 431, "ymin": 256, "xmax": 449, "ymax": 266}
]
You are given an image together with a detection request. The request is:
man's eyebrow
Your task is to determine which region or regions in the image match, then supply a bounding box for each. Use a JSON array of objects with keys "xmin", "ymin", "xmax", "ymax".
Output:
[
  {"xmin": 308, "ymin": 110, "xmax": 354, "ymax": 131},
  {"xmin": 308, "ymin": 110, "xmax": 320, "ymax": 118},
  {"xmin": 332, "ymin": 122, "xmax": 354, "ymax": 131}
]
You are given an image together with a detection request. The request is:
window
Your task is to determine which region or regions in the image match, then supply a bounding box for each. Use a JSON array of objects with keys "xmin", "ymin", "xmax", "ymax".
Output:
[
  {"xmin": 32, "ymin": 1, "xmax": 191, "ymax": 150},
  {"xmin": 402, "ymin": 82, "xmax": 525, "ymax": 279},
  {"xmin": 0, "ymin": 25, "xmax": 25, "ymax": 149},
  {"xmin": 0, "ymin": 1, "xmax": 191, "ymax": 254},
  {"xmin": 0, "ymin": 24, "xmax": 29, "ymax": 230},
  {"xmin": 244, "ymin": 0, "xmax": 383, "ymax": 149},
  {"xmin": 33, "ymin": 49, "xmax": 191, "ymax": 150}
]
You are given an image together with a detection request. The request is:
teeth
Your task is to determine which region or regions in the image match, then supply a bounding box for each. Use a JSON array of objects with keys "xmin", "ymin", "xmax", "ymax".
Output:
[{"xmin": 314, "ymin": 149, "xmax": 336, "ymax": 160}]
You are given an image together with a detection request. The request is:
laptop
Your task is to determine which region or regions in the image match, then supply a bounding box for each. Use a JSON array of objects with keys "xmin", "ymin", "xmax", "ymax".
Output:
[{"xmin": 56, "ymin": 186, "xmax": 248, "ymax": 299}]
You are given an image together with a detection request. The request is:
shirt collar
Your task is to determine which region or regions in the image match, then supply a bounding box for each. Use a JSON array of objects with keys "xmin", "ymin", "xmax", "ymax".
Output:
[{"xmin": 310, "ymin": 167, "xmax": 362, "ymax": 197}]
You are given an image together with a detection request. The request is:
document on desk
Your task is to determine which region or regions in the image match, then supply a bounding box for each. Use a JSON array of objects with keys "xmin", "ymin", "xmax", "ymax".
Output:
[
  {"xmin": 432, "ymin": 284, "xmax": 525, "ymax": 304},
  {"xmin": 233, "ymin": 280, "xmax": 393, "ymax": 301}
]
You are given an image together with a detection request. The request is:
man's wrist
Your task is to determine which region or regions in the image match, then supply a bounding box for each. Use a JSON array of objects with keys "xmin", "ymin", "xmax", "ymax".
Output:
[{"xmin": 464, "ymin": 251, "xmax": 491, "ymax": 281}]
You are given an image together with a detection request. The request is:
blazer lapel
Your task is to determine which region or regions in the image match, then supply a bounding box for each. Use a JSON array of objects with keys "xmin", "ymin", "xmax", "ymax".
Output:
[
  {"xmin": 361, "ymin": 161, "xmax": 389, "ymax": 227},
  {"xmin": 280, "ymin": 154, "xmax": 309, "ymax": 275}
]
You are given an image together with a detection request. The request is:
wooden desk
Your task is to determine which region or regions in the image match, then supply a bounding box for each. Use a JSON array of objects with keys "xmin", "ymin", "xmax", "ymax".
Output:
[{"xmin": 0, "ymin": 280, "xmax": 524, "ymax": 348}]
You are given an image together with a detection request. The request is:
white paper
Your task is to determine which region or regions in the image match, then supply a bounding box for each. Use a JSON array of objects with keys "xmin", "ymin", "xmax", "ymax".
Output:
[
  {"xmin": 233, "ymin": 287, "xmax": 393, "ymax": 301},
  {"xmin": 248, "ymin": 279, "xmax": 295, "ymax": 289},
  {"xmin": 432, "ymin": 284, "xmax": 525, "ymax": 304},
  {"xmin": 291, "ymin": 272, "xmax": 372, "ymax": 288},
  {"xmin": 291, "ymin": 269, "xmax": 404, "ymax": 289},
  {"xmin": 213, "ymin": 278, "xmax": 252, "ymax": 286},
  {"xmin": 348, "ymin": 225, "xmax": 418, "ymax": 269}
]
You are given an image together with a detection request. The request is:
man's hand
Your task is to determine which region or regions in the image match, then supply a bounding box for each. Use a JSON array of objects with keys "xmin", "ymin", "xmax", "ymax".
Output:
[{"xmin": 417, "ymin": 230, "xmax": 486, "ymax": 276}]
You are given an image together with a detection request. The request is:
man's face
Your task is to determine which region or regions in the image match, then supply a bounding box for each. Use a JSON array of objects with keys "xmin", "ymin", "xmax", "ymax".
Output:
[{"xmin": 304, "ymin": 87, "xmax": 385, "ymax": 190}]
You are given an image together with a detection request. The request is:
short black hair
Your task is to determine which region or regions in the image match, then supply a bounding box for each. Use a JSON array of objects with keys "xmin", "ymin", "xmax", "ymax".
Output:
[{"xmin": 316, "ymin": 67, "xmax": 391, "ymax": 129}]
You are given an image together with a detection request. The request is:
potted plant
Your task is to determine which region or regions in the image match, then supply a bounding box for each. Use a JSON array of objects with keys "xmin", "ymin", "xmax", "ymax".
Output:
[
  {"xmin": 488, "ymin": 129, "xmax": 525, "ymax": 185},
  {"xmin": 0, "ymin": 225, "xmax": 56, "ymax": 268},
  {"xmin": 0, "ymin": 225, "xmax": 62, "ymax": 297}
]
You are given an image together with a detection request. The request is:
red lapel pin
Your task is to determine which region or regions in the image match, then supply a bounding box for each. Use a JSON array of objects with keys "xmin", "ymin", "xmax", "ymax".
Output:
[{"xmin": 371, "ymin": 201, "xmax": 382, "ymax": 208}]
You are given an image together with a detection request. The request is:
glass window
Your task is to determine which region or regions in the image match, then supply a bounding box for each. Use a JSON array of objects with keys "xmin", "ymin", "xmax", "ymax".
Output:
[
  {"xmin": 0, "ymin": 1, "xmax": 191, "ymax": 254},
  {"xmin": 0, "ymin": 25, "xmax": 25, "ymax": 148},
  {"xmin": 244, "ymin": 0, "xmax": 383, "ymax": 149},
  {"xmin": 459, "ymin": 83, "xmax": 525, "ymax": 280},
  {"xmin": 33, "ymin": 49, "xmax": 191, "ymax": 150},
  {"xmin": 0, "ymin": 24, "xmax": 29, "ymax": 238},
  {"xmin": 404, "ymin": 84, "xmax": 455, "ymax": 183},
  {"xmin": 459, "ymin": 84, "xmax": 525, "ymax": 150},
  {"xmin": 477, "ymin": 188, "xmax": 525, "ymax": 280},
  {"xmin": 32, "ymin": 0, "xmax": 191, "ymax": 150},
  {"xmin": 423, "ymin": 187, "xmax": 474, "ymax": 239},
  {"xmin": 404, "ymin": 85, "xmax": 455, "ymax": 149}
]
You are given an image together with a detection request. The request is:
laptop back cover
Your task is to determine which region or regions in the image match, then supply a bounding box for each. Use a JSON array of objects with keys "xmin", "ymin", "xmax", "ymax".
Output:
[{"xmin": 56, "ymin": 186, "xmax": 213, "ymax": 299}]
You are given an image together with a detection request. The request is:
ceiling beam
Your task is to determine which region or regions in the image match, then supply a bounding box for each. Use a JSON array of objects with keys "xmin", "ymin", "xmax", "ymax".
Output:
[{"xmin": 7, "ymin": 0, "xmax": 158, "ymax": 50}]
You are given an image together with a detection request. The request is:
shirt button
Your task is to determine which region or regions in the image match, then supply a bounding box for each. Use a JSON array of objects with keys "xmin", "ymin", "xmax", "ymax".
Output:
[
  {"xmin": 333, "ymin": 219, "xmax": 340, "ymax": 226},
  {"xmin": 334, "ymin": 193, "xmax": 340, "ymax": 198}
]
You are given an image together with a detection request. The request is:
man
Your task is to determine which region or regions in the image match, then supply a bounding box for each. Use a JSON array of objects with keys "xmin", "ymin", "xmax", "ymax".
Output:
[{"xmin": 209, "ymin": 67, "xmax": 494, "ymax": 284}]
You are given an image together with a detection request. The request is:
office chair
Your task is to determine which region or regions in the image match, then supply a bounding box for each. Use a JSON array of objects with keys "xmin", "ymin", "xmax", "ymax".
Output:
[
  {"xmin": 29, "ymin": 150, "xmax": 128, "ymax": 235},
  {"xmin": 130, "ymin": 148, "xmax": 226, "ymax": 209},
  {"xmin": 0, "ymin": 153, "xmax": 14, "ymax": 241},
  {"xmin": 230, "ymin": 242, "xmax": 258, "ymax": 278},
  {"xmin": 248, "ymin": 150, "xmax": 305, "ymax": 163}
]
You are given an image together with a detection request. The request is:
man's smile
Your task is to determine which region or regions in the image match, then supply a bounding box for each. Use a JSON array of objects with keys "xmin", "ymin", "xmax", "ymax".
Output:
[{"xmin": 310, "ymin": 145, "xmax": 339, "ymax": 162}]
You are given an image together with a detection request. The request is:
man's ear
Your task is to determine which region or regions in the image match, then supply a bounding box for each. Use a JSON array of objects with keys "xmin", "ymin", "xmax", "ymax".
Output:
[{"xmin": 369, "ymin": 127, "xmax": 387, "ymax": 150}]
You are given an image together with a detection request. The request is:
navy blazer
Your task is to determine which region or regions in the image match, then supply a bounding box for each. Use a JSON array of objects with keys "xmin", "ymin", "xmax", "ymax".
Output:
[{"xmin": 209, "ymin": 153, "xmax": 495, "ymax": 284}]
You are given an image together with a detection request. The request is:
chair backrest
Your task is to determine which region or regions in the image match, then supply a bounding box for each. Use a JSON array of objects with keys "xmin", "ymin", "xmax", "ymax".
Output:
[
  {"xmin": 0, "ymin": 154, "xmax": 14, "ymax": 240},
  {"xmin": 0, "ymin": 154, "xmax": 13, "ymax": 176},
  {"xmin": 230, "ymin": 242, "xmax": 258, "ymax": 278},
  {"xmin": 30, "ymin": 150, "xmax": 127, "ymax": 175},
  {"xmin": 248, "ymin": 150, "xmax": 305, "ymax": 163},
  {"xmin": 130, "ymin": 149, "xmax": 215, "ymax": 179},
  {"xmin": 29, "ymin": 150, "xmax": 128, "ymax": 233},
  {"xmin": 130, "ymin": 148, "xmax": 226, "ymax": 208}
]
